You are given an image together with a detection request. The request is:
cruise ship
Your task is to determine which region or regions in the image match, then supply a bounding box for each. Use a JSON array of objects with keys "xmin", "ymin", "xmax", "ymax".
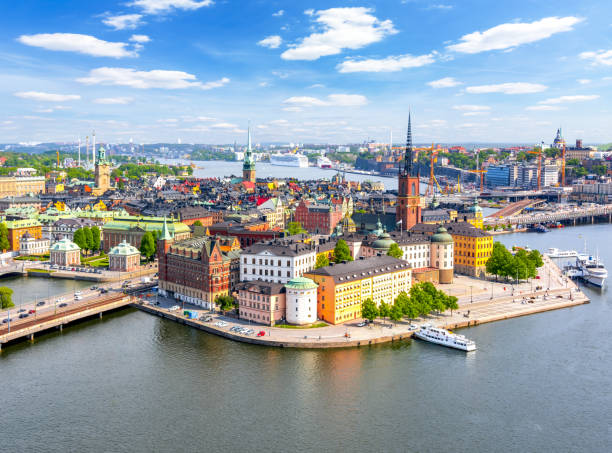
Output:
[
  {"xmin": 270, "ymin": 153, "xmax": 309, "ymax": 168},
  {"xmin": 545, "ymin": 248, "xmax": 578, "ymax": 258},
  {"xmin": 317, "ymin": 156, "xmax": 333, "ymax": 168},
  {"xmin": 414, "ymin": 324, "xmax": 476, "ymax": 351},
  {"xmin": 563, "ymin": 253, "xmax": 608, "ymax": 287}
]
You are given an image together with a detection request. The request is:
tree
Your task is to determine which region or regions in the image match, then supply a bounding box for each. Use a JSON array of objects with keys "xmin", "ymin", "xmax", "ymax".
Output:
[
  {"xmin": 91, "ymin": 226, "xmax": 101, "ymax": 253},
  {"xmin": 0, "ymin": 286, "xmax": 14, "ymax": 309},
  {"xmin": 117, "ymin": 179, "xmax": 125, "ymax": 190},
  {"xmin": 390, "ymin": 303, "xmax": 403, "ymax": 325},
  {"xmin": 333, "ymin": 239, "xmax": 353, "ymax": 263},
  {"xmin": 387, "ymin": 243, "xmax": 403, "ymax": 259},
  {"xmin": 444, "ymin": 295, "xmax": 459, "ymax": 315},
  {"xmin": 379, "ymin": 301, "xmax": 391, "ymax": 321},
  {"xmin": 139, "ymin": 232, "xmax": 156, "ymax": 261},
  {"xmin": 315, "ymin": 254, "xmax": 329, "ymax": 269},
  {"xmin": 528, "ymin": 249, "xmax": 544, "ymax": 269},
  {"xmin": 193, "ymin": 220, "xmax": 203, "ymax": 227},
  {"xmin": 0, "ymin": 223, "xmax": 9, "ymax": 252},
  {"xmin": 361, "ymin": 298, "xmax": 379, "ymax": 322},
  {"xmin": 286, "ymin": 222, "xmax": 306, "ymax": 235},
  {"xmin": 73, "ymin": 228, "xmax": 86, "ymax": 253},
  {"xmin": 486, "ymin": 241, "xmax": 513, "ymax": 280},
  {"xmin": 83, "ymin": 227, "xmax": 93, "ymax": 255},
  {"xmin": 215, "ymin": 294, "xmax": 235, "ymax": 311}
]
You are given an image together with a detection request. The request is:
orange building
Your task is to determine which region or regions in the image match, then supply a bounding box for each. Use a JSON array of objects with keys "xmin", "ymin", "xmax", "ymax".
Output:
[{"xmin": 5, "ymin": 219, "xmax": 43, "ymax": 252}]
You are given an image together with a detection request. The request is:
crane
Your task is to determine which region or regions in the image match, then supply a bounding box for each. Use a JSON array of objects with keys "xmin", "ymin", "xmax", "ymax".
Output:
[
  {"xmin": 425, "ymin": 143, "xmax": 443, "ymax": 196},
  {"xmin": 527, "ymin": 146, "xmax": 543, "ymax": 191},
  {"xmin": 468, "ymin": 165, "xmax": 487, "ymax": 192}
]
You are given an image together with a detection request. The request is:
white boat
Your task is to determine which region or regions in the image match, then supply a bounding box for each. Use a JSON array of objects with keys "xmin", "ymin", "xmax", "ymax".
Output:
[
  {"xmin": 317, "ymin": 156, "xmax": 333, "ymax": 168},
  {"xmin": 270, "ymin": 153, "xmax": 309, "ymax": 168},
  {"xmin": 577, "ymin": 253, "xmax": 607, "ymax": 287},
  {"xmin": 545, "ymin": 247, "xmax": 578, "ymax": 258},
  {"xmin": 414, "ymin": 324, "xmax": 476, "ymax": 351}
]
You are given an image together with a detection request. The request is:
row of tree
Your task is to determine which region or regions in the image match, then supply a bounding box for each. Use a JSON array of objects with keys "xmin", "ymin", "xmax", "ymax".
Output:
[
  {"xmin": 486, "ymin": 242, "xmax": 544, "ymax": 281},
  {"xmin": 0, "ymin": 223, "xmax": 10, "ymax": 252},
  {"xmin": 73, "ymin": 226, "xmax": 101, "ymax": 255},
  {"xmin": 361, "ymin": 282, "xmax": 459, "ymax": 324}
]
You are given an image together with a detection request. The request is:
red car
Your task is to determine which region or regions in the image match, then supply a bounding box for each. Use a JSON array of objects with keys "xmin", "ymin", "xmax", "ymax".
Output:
[
  {"xmin": 28, "ymin": 309, "xmax": 36, "ymax": 314},
  {"xmin": 257, "ymin": 331, "xmax": 266, "ymax": 337}
]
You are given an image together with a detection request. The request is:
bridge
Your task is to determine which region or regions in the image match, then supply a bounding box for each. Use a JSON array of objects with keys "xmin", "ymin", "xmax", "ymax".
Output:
[
  {"xmin": 488, "ymin": 199, "xmax": 546, "ymax": 218},
  {"xmin": 0, "ymin": 293, "xmax": 133, "ymax": 349},
  {"xmin": 0, "ymin": 263, "xmax": 27, "ymax": 278},
  {"xmin": 483, "ymin": 205, "xmax": 612, "ymax": 227}
]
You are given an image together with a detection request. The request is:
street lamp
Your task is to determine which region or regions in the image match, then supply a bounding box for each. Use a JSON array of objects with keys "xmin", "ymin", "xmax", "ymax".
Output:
[{"xmin": 470, "ymin": 285, "xmax": 473, "ymax": 303}]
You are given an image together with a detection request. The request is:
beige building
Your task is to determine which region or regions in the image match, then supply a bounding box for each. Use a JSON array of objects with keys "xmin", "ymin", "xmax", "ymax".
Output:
[
  {"xmin": 0, "ymin": 176, "xmax": 46, "ymax": 197},
  {"xmin": 50, "ymin": 238, "xmax": 81, "ymax": 266}
]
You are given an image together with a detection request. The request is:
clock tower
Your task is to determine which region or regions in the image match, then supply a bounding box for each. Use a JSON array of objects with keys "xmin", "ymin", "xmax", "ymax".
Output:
[{"xmin": 396, "ymin": 113, "xmax": 422, "ymax": 231}]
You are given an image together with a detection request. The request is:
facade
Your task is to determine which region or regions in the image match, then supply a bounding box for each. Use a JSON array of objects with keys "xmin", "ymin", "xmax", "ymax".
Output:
[
  {"xmin": 240, "ymin": 238, "xmax": 317, "ymax": 284},
  {"xmin": 157, "ymin": 224, "xmax": 231, "ymax": 309},
  {"xmin": 0, "ymin": 196, "xmax": 42, "ymax": 211},
  {"xmin": 305, "ymin": 256, "xmax": 412, "ymax": 325},
  {"xmin": 518, "ymin": 165, "xmax": 538, "ymax": 188},
  {"xmin": 237, "ymin": 281, "xmax": 286, "ymax": 326},
  {"xmin": 242, "ymin": 126, "xmax": 256, "ymax": 183},
  {"xmin": 257, "ymin": 197, "xmax": 285, "ymax": 229},
  {"xmin": 294, "ymin": 200, "xmax": 343, "ymax": 235},
  {"xmin": 5, "ymin": 219, "xmax": 43, "ymax": 252},
  {"xmin": 486, "ymin": 165, "xmax": 511, "ymax": 187},
  {"xmin": 19, "ymin": 231, "xmax": 50, "ymax": 256},
  {"xmin": 396, "ymin": 114, "xmax": 422, "ymax": 231},
  {"xmin": 94, "ymin": 146, "xmax": 111, "ymax": 194},
  {"xmin": 175, "ymin": 207, "xmax": 223, "ymax": 226},
  {"xmin": 207, "ymin": 223, "xmax": 281, "ymax": 248},
  {"xmin": 542, "ymin": 164, "xmax": 559, "ymax": 187},
  {"xmin": 0, "ymin": 176, "xmax": 46, "ymax": 198},
  {"xmin": 51, "ymin": 218, "xmax": 101, "ymax": 241},
  {"xmin": 108, "ymin": 241, "xmax": 141, "ymax": 272},
  {"xmin": 285, "ymin": 277, "xmax": 318, "ymax": 325},
  {"xmin": 102, "ymin": 215, "xmax": 191, "ymax": 252},
  {"xmin": 50, "ymin": 238, "xmax": 81, "ymax": 266}
]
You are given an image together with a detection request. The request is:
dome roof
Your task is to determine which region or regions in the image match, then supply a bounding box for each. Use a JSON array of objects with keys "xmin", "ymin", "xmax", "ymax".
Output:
[
  {"xmin": 372, "ymin": 232, "xmax": 396, "ymax": 250},
  {"xmin": 285, "ymin": 277, "xmax": 318, "ymax": 290},
  {"xmin": 50, "ymin": 237, "xmax": 80, "ymax": 251},
  {"xmin": 431, "ymin": 226, "xmax": 453, "ymax": 243},
  {"xmin": 468, "ymin": 199, "xmax": 482, "ymax": 213},
  {"xmin": 109, "ymin": 240, "xmax": 140, "ymax": 256}
]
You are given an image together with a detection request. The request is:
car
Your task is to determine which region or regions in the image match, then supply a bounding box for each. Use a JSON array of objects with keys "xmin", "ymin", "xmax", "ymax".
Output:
[
  {"xmin": 535, "ymin": 275, "xmax": 541, "ymax": 279},
  {"xmin": 74, "ymin": 295, "xmax": 82, "ymax": 301},
  {"xmin": 408, "ymin": 324, "xmax": 419, "ymax": 331},
  {"xmin": 59, "ymin": 303, "xmax": 68, "ymax": 308},
  {"xmin": 28, "ymin": 309, "xmax": 36, "ymax": 314},
  {"xmin": 36, "ymin": 301, "xmax": 45, "ymax": 307},
  {"xmin": 200, "ymin": 315, "xmax": 213, "ymax": 322},
  {"xmin": 17, "ymin": 308, "xmax": 26, "ymax": 313},
  {"xmin": 74, "ymin": 291, "xmax": 82, "ymax": 296},
  {"xmin": 90, "ymin": 286, "xmax": 98, "ymax": 290},
  {"xmin": 245, "ymin": 329, "xmax": 254, "ymax": 335},
  {"xmin": 100, "ymin": 288, "xmax": 108, "ymax": 294},
  {"xmin": 169, "ymin": 305, "xmax": 180, "ymax": 311},
  {"xmin": 18, "ymin": 313, "xmax": 29, "ymax": 319},
  {"xmin": 257, "ymin": 331, "xmax": 266, "ymax": 337},
  {"xmin": 2, "ymin": 318, "xmax": 13, "ymax": 324},
  {"xmin": 357, "ymin": 322, "xmax": 367, "ymax": 327}
]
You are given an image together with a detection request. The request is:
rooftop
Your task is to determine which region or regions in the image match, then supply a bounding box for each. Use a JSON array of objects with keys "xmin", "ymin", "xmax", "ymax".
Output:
[{"xmin": 306, "ymin": 255, "xmax": 410, "ymax": 284}]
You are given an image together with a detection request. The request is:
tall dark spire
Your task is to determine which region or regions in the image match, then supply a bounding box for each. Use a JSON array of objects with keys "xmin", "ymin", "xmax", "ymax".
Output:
[{"xmin": 403, "ymin": 111, "xmax": 413, "ymax": 174}]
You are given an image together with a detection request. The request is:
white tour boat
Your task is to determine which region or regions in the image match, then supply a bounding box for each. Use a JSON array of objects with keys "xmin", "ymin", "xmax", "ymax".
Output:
[
  {"xmin": 269, "ymin": 153, "xmax": 309, "ymax": 168},
  {"xmin": 545, "ymin": 247, "xmax": 578, "ymax": 258},
  {"xmin": 414, "ymin": 324, "xmax": 476, "ymax": 352},
  {"xmin": 577, "ymin": 253, "xmax": 607, "ymax": 287}
]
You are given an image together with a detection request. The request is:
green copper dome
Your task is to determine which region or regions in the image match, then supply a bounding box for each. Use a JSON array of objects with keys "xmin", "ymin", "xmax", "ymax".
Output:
[
  {"xmin": 431, "ymin": 226, "xmax": 453, "ymax": 243},
  {"xmin": 285, "ymin": 277, "xmax": 318, "ymax": 290},
  {"xmin": 372, "ymin": 232, "xmax": 396, "ymax": 251},
  {"xmin": 468, "ymin": 199, "xmax": 482, "ymax": 213}
]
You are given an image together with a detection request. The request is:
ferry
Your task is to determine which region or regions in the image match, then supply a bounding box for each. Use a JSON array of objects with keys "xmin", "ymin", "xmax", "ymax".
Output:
[
  {"xmin": 317, "ymin": 156, "xmax": 333, "ymax": 168},
  {"xmin": 545, "ymin": 248, "xmax": 578, "ymax": 258},
  {"xmin": 563, "ymin": 253, "xmax": 608, "ymax": 287},
  {"xmin": 414, "ymin": 324, "xmax": 476, "ymax": 352},
  {"xmin": 270, "ymin": 153, "xmax": 309, "ymax": 168}
]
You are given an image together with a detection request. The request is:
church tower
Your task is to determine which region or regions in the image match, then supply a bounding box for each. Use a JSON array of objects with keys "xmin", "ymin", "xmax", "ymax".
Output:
[
  {"xmin": 94, "ymin": 145, "xmax": 111, "ymax": 193},
  {"xmin": 396, "ymin": 113, "xmax": 422, "ymax": 231},
  {"xmin": 242, "ymin": 124, "xmax": 256, "ymax": 183}
]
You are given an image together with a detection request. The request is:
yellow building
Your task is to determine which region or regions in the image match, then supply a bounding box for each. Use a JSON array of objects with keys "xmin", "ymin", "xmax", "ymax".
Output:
[
  {"xmin": 0, "ymin": 176, "xmax": 46, "ymax": 197},
  {"xmin": 305, "ymin": 256, "xmax": 412, "ymax": 325}
]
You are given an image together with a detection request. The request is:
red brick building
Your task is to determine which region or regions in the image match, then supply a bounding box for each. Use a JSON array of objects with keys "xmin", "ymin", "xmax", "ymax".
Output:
[
  {"xmin": 175, "ymin": 207, "xmax": 223, "ymax": 227},
  {"xmin": 396, "ymin": 114, "xmax": 422, "ymax": 231},
  {"xmin": 207, "ymin": 222, "xmax": 281, "ymax": 248},
  {"xmin": 294, "ymin": 200, "xmax": 343, "ymax": 235}
]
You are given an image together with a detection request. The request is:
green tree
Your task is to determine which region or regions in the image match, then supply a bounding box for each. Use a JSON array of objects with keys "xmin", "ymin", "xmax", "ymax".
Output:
[
  {"xmin": 0, "ymin": 223, "xmax": 9, "ymax": 252},
  {"xmin": 215, "ymin": 294, "xmax": 235, "ymax": 311},
  {"xmin": 390, "ymin": 302, "xmax": 403, "ymax": 325},
  {"xmin": 0, "ymin": 286, "xmax": 14, "ymax": 309},
  {"xmin": 192, "ymin": 220, "xmax": 203, "ymax": 227},
  {"xmin": 91, "ymin": 226, "xmax": 101, "ymax": 253},
  {"xmin": 333, "ymin": 239, "xmax": 353, "ymax": 263},
  {"xmin": 361, "ymin": 298, "xmax": 379, "ymax": 322},
  {"xmin": 379, "ymin": 301, "xmax": 391, "ymax": 321},
  {"xmin": 139, "ymin": 232, "xmax": 156, "ymax": 261},
  {"xmin": 117, "ymin": 179, "xmax": 125, "ymax": 190},
  {"xmin": 73, "ymin": 228, "xmax": 86, "ymax": 253},
  {"xmin": 444, "ymin": 295, "xmax": 459, "ymax": 315},
  {"xmin": 286, "ymin": 222, "xmax": 306, "ymax": 235},
  {"xmin": 315, "ymin": 254, "xmax": 329, "ymax": 269},
  {"xmin": 486, "ymin": 241, "xmax": 514, "ymax": 280},
  {"xmin": 83, "ymin": 227, "xmax": 93, "ymax": 255},
  {"xmin": 527, "ymin": 249, "xmax": 544, "ymax": 269},
  {"xmin": 387, "ymin": 243, "xmax": 403, "ymax": 259}
]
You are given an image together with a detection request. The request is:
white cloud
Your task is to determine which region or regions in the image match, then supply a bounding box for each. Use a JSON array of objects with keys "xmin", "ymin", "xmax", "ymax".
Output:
[
  {"xmin": 282, "ymin": 107, "xmax": 303, "ymax": 113},
  {"xmin": 462, "ymin": 111, "xmax": 488, "ymax": 116},
  {"xmin": 258, "ymin": 81, "xmax": 270, "ymax": 87},
  {"xmin": 157, "ymin": 118, "xmax": 178, "ymax": 123},
  {"xmin": 14, "ymin": 91, "xmax": 81, "ymax": 102},
  {"xmin": 525, "ymin": 105, "xmax": 564, "ymax": 111},
  {"xmin": 273, "ymin": 10, "xmax": 284, "ymax": 17},
  {"xmin": 465, "ymin": 82, "xmax": 547, "ymax": 94},
  {"xmin": 308, "ymin": 83, "xmax": 325, "ymax": 88},
  {"xmin": 577, "ymin": 78, "xmax": 591, "ymax": 84},
  {"xmin": 211, "ymin": 122, "xmax": 238, "ymax": 129},
  {"xmin": 77, "ymin": 67, "xmax": 229, "ymax": 90},
  {"xmin": 272, "ymin": 71, "xmax": 289, "ymax": 79},
  {"xmin": 103, "ymin": 14, "xmax": 143, "ymax": 30},
  {"xmin": 447, "ymin": 16, "xmax": 582, "ymax": 54},
  {"xmin": 130, "ymin": 34, "xmax": 151, "ymax": 43},
  {"xmin": 281, "ymin": 7, "xmax": 397, "ymax": 61},
  {"xmin": 452, "ymin": 104, "xmax": 490, "ymax": 112},
  {"xmin": 538, "ymin": 95, "xmax": 599, "ymax": 104},
  {"xmin": 579, "ymin": 49, "xmax": 612, "ymax": 66},
  {"xmin": 427, "ymin": 77, "xmax": 461, "ymax": 88},
  {"xmin": 337, "ymin": 52, "xmax": 436, "ymax": 73},
  {"xmin": 428, "ymin": 4, "xmax": 453, "ymax": 10},
  {"xmin": 18, "ymin": 33, "xmax": 137, "ymax": 58},
  {"xmin": 258, "ymin": 35, "xmax": 282, "ymax": 49},
  {"xmin": 128, "ymin": 0, "xmax": 214, "ymax": 14},
  {"xmin": 93, "ymin": 97, "xmax": 133, "ymax": 104},
  {"xmin": 284, "ymin": 94, "xmax": 368, "ymax": 108}
]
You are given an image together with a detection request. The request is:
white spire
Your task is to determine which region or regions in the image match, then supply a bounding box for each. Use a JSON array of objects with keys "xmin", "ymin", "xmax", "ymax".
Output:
[
  {"xmin": 92, "ymin": 130, "xmax": 96, "ymax": 166},
  {"xmin": 247, "ymin": 120, "xmax": 252, "ymax": 151},
  {"xmin": 78, "ymin": 137, "xmax": 81, "ymax": 167}
]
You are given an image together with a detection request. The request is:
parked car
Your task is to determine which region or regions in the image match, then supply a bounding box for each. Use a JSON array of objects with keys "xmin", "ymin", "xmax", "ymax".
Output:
[
  {"xmin": 357, "ymin": 322, "xmax": 367, "ymax": 327},
  {"xmin": 28, "ymin": 309, "xmax": 36, "ymax": 314},
  {"xmin": 200, "ymin": 315, "xmax": 213, "ymax": 322},
  {"xmin": 59, "ymin": 303, "xmax": 68, "ymax": 308},
  {"xmin": 74, "ymin": 295, "xmax": 82, "ymax": 301},
  {"xmin": 18, "ymin": 313, "xmax": 29, "ymax": 319},
  {"xmin": 36, "ymin": 301, "xmax": 45, "ymax": 307},
  {"xmin": 257, "ymin": 331, "xmax": 266, "ymax": 337},
  {"xmin": 2, "ymin": 318, "xmax": 13, "ymax": 324},
  {"xmin": 169, "ymin": 305, "xmax": 180, "ymax": 311},
  {"xmin": 17, "ymin": 308, "xmax": 26, "ymax": 313}
]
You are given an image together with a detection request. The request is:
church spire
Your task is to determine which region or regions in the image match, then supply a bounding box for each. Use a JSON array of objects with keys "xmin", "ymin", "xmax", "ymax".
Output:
[
  {"xmin": 160, "ymin": 216, "xmax": 173, "ymax": 241},
  {"xmin": 403, "ymin": 111, "xmax": 413, "ymax": 175}
]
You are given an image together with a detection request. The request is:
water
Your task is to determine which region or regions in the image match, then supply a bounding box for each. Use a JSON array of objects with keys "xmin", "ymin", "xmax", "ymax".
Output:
[
  {"xmin": 2, "ymin": 228, "xmax": 611, "ymax": 452},
  {"xmin": 0, "ymin": 275, "xmax": 91, "ymax": 309}
]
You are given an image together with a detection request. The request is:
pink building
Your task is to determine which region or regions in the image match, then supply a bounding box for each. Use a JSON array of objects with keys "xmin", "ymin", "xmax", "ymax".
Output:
[{"xmin": 236, "ymin": 281, "xmax": 286, "ymax": 326}]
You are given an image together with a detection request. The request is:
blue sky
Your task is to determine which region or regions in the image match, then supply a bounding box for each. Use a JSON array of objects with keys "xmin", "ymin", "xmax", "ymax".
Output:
[{"xmin": 1, "ymin": 0, "xmax": 611, "ymax": 145}]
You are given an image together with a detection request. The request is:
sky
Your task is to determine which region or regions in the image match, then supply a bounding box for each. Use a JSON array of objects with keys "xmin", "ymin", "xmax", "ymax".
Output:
[{"xmin": 0, "ymin": 0, "xmax": 611, "ymax": 145}]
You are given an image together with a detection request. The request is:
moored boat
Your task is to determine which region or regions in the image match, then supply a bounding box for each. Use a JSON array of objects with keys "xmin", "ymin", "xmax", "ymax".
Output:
[{"xmin": 413, "ymin": 324, "xmax": 476, "ymax": 351}]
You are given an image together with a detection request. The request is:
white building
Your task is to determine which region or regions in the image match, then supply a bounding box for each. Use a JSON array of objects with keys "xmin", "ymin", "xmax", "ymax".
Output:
[
  {"xmin": 240, "ymin": 238, "xmax": 317, "ymax": 284},
  {"xmin": 542, "ymin": 164, "xmax": 559, "ymax": 187},
  {"xmin": 285, "ymin": 277, "xmax": 318, "ymax": 325},
  {"xmin": 19, "ymin": 231, "xmax": 50, "ymax": 256}
]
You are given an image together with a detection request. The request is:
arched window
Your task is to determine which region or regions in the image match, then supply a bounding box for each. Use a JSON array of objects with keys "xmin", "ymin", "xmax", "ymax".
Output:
[{"xmin": 411, "ymin": 182, "xmax": 416, "ymax": 194}]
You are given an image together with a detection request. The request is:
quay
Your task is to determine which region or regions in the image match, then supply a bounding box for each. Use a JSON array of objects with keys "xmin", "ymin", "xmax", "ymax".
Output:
[{"xmin": 483, "ymin": 204, "xmax": 612, "ymax": 227}]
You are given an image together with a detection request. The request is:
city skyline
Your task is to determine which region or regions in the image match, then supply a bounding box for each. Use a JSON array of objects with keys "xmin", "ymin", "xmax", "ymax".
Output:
[{"xmin": 1, "ymin": 0, "xmax": 611, "ymax": 144}]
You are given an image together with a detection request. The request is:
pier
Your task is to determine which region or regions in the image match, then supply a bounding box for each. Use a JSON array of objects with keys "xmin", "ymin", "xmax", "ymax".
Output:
[{"xmin": 483, "ymin": 204, "xmax": 612, "ymax": 227}]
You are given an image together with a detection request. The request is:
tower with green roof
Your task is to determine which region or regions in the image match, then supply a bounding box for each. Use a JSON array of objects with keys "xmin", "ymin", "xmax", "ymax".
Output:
[{"xmin": 242, "ymin": 123, "xmax": 256, "ymax": 183}]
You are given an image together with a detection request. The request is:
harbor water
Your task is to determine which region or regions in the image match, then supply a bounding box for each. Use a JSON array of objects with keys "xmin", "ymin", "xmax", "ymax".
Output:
[{"xmin": 1, "ymin": 223, "xmax": 611, "ymax": 452}]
